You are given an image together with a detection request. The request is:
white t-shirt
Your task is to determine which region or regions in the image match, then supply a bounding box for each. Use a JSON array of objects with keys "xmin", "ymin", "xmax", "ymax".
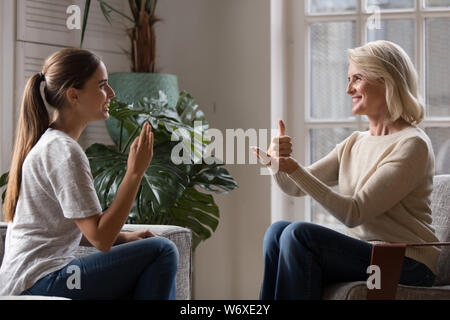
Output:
[{"xmin": 0, "ymin": 128, "xmax": 102, "ymax": 295}]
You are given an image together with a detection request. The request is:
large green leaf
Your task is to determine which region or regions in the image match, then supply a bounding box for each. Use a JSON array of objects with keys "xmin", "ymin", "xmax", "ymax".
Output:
[
  {"xmin": 86, "ymin": 142, "xmax": 189, "ymax": 216},
  {"xmin": 176, "ymin": 91, "xmax": 207, "ymax": 128},
  {"xmin": 190, "ymin": 165, "xmax": 238, "ymax": 194},
  {"xmin": 168, "ymin": 187, "xmax": 220, "ymax": 250}
]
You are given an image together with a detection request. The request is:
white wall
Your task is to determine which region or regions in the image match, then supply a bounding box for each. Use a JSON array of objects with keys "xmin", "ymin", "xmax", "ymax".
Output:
[
  {"xmin": 157, "ymin": 0, "xmax": 272, "ymax": 299},
  {"xmin": 0, "ymin": 0, "xmax": 16, "ymax": 221}
]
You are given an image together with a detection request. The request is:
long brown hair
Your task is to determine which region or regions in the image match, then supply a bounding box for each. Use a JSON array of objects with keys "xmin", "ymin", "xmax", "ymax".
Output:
[{"xmin": 3, "ymin": 48, "xmax": 101, "ymax": 222}]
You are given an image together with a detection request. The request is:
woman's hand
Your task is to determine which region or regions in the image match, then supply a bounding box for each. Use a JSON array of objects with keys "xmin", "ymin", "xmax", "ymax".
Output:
[
  {"xmin": 251, "ymin": 119, "xmax": 299, "ymax": 174},
  {"xmin": 122, "ymin": 229, "xmax": 156, "ymax": 243},
  {"xmin": 268, "ymin": 120, "xmax": 293, "ymax": 158},
  {"xmin": 127, "ymin": 122, "xmax": 154, "ymax": 177},
  {"xmin": 252, "ymin": 147, "xmax": 300, "ymax": 174}
]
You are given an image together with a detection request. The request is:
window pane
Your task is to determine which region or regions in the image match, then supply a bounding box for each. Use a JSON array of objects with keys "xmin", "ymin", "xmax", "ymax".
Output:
[
  {"xmin": 310, "ymin": 21, "xmax": 356, "ymax": 119},
  {"xmin": 425, "ymin": 0, "xmax": 450, "ymax": 8},
  {"xmin": 366, "ymin": 0, "xmax": 415, "ymax": 10},
  {"xmin": 310, "ymin": 128, "xmax": 354, "ymax": 163},
  {"xmin": 366, "ymin": 19, "xmax": 415, "ymax": 63},
  {"xmin": 309, "ymin": 0, "xmax": 357, "ymax": 14},
  {"xmin": 310, "ymin": 128, "xmax": 354, "ymax": 229},
  {"xmin": 425, "ymin": 18, "xmax": 450, "ymax": 117},
  {"xmin": 425, "ymin": 128, "xmax": 450, "ymax": 175}
]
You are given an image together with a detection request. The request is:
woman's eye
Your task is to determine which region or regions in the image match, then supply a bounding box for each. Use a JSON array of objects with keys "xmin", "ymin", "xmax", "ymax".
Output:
[{"xmin": 348, "ymin": 76, "xmax": 361, "ymax": 83}]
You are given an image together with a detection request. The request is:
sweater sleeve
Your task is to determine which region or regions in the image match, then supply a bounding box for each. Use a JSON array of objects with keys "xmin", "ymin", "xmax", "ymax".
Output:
[
  {"xmin": 286, "ymin": 137, "xmax": 429, "ymax": 227},
  {"xmin": 272, "ymin": 145, "xmax": 340, "ymax": 197}
]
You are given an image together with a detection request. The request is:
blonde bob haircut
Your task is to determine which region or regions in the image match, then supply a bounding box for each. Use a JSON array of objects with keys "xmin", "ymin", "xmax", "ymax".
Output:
[{"xmin": 347, "ymin": 40, "xmax": 424, "ymax": 125}]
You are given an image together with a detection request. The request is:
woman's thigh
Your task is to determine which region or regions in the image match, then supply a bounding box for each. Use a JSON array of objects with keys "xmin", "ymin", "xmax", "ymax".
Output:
[
  {"xmin": 280, "ymin": 222, "xmax": 373, "ymax": 283},
  {"xmin": 279, "ymin": 222, "xmax": 436, "ymax": 286},
  {"xmin": 22, "ymin": 237, "xmax": 177, "ymax": 299}
]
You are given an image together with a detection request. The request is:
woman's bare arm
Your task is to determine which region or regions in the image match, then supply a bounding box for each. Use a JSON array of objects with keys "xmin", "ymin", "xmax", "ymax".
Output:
[{"xmin": 74, "ymin": 122, "xmax": 154, "ymax": 252}]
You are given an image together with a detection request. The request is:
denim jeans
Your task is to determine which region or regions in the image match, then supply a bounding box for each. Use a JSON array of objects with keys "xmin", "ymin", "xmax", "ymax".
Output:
[
  {"xmin": 260, "ymin": 221, "xmax": 435, "ymax": 300},
  {"xmin": 21, "ymin": 237, "xmax": 179, "ymax": 300}
]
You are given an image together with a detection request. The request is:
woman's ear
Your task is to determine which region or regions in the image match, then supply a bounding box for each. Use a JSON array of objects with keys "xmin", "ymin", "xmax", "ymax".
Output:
[{"xmin": 65, "ymin": 87, "xmax": 79, "ymax": 106}]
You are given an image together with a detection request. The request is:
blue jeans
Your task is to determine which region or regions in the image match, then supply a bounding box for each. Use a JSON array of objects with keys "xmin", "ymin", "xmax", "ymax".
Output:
[
  {"xmin": 21, "ymin": 237, "xmax": 179, "ymax": 300},
  {"xmin": 260, "ymin": 221, "xmax": 436, "ymax": 300}
]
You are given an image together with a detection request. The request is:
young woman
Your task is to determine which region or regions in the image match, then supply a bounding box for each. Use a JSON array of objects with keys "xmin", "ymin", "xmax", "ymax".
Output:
[
  {"xmin": 0, "ymin": 48, "xmax": 179, "ymax": 299},
  {"xmin": 254, "ymin": 40, "xmax": 439, "ymax": 299}
]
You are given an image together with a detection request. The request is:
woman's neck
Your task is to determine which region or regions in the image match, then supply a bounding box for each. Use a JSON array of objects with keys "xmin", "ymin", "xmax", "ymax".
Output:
[
  {"xmin": 49, "ymin": 109, "xmax": 87, "ymax": 142},
  {"xmin": 368, "ymin": 117, "xmax": 411, "ymax": 136}
]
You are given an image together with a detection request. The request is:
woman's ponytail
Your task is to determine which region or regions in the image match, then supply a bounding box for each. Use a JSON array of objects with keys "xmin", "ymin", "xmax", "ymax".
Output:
[{"xmin": 3, "ymin": 73, "xmax": 50, "ymax": 222}]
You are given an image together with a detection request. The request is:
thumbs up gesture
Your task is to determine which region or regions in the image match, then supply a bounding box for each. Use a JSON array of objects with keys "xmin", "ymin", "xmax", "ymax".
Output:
[
  {"xmin": 268, "ymin": 120, "xmax": 292, "ymax": 158},
  {"xmin": 251, "ymin": 120, "xmax": 299, "ymax": 174}
]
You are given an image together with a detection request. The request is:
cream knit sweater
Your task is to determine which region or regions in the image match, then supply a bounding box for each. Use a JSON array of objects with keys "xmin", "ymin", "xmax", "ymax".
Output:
[{"xmin": 274, "ymin": 126, "xmax": 440, "ymax": 275}]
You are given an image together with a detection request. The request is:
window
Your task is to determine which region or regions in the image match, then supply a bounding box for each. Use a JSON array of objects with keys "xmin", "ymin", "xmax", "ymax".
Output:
[{"xmin": 300, "ymin": 0, "xmax": 450, "ymax": 228}]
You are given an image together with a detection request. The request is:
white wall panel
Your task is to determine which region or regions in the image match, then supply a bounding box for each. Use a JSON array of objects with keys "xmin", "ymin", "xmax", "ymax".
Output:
[{"xmin": 17, "ymin": 0, "xmax": 131, "ymax": 53}]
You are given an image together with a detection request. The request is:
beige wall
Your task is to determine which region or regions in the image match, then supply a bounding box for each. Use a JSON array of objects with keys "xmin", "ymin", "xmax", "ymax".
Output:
[{"xmin": 157, "ymin": 0, "xmax": 272, "ymax": 299}]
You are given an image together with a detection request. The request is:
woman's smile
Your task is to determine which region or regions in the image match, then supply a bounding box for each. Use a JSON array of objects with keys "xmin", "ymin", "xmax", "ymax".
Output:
[
  {"xmin": 103, "ymin": 101, "xmax": 110, "ymax": 112},
  {"xmin": 352, "ymin": 95, "xmax": 362, "ymax": 104}
]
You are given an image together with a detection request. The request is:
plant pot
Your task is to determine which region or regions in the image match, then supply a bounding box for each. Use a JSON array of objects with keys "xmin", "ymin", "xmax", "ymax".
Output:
[{"xmin": 106, "ymin": 73, "xmax": 179, "ymax": 145}]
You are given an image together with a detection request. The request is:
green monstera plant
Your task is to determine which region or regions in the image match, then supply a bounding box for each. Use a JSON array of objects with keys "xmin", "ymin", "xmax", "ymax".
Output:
[{"xmin": 0, "ymin": 92, "xmax": 238, "ymax": 250}]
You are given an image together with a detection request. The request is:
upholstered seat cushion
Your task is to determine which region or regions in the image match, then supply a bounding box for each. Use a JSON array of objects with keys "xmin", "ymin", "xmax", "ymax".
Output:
[
  {"xmin": 323, "ymin": 281, "xmax": 450, "ymax": 300},
  {"xmin": 430, "ymin": 175, "xmax": 450, "ymax": 285}
]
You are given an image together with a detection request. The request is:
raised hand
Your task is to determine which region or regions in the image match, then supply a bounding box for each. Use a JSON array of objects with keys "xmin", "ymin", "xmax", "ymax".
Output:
[
  {"xmin": 251, "ymin": 146, "xmax": 299, "ymax": 175},
  {"xmin": 127, "ymin": 122, "xmax": 154, "ymax": 177},
  {"xmin": 251, "ymin": 120, "xmax": 299, "ymax": 174},
  {"xmin": 267, "ymin": 120, "xmax": 293, "ymax": 158}
]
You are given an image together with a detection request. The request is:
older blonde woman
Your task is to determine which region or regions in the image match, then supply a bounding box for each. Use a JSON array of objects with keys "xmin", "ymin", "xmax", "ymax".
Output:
[{"xmin": 254, "ymin": 40, "xmax": 440, "ymax": 300}]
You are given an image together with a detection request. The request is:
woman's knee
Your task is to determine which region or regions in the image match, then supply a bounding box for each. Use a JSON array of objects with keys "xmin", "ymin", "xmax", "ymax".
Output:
[
  {"xmin": 279, "ymin": 222, "xmax": 318, "ymax": 249},
  {"xmin": 153, "ymin": 237, "xmax": 179, "ymax": 268},
  {"xmin": 263, "ymin": 221, "xmax": 291, "ymax": 249}
]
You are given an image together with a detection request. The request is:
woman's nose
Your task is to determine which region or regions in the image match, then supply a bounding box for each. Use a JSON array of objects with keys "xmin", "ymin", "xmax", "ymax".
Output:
[
  {"xmin": 108, "ymin": 85, "xmax": 115, "ymax": 98},
  {"xmin": 346, "ymin": 81, "xmax": 354, "ymax": 95}
]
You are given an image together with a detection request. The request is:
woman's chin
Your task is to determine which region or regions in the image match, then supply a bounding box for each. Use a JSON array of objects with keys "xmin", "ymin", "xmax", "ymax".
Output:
[
  {"xmin": 101, "ymin": 109, "xmax": 110, "ymax": 120},
  {"xmin": 351, "ymin": 105, "xmax": 364, "ymax": 116}
]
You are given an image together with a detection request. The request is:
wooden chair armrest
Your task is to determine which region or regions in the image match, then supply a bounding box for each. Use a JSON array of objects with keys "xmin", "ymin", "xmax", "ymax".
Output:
[{"xmin": 367, "ymin": 242, "xmax": 450, "ymax": 300}]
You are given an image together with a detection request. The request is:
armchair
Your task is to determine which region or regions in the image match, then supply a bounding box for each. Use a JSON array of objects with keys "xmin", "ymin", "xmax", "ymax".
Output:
[
  {"xmin": 323, "ymin": 175, "xmax": 450, "ymax": 300},
  {"xmin": 0, "ymin": 222, "xmax": 192, "ymax": 300}
]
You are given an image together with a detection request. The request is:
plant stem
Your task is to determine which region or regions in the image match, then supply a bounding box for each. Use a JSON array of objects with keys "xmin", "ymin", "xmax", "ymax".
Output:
[{"xmin": 119, "ymin": 120, "xmax": 124, "ymax": 151}]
